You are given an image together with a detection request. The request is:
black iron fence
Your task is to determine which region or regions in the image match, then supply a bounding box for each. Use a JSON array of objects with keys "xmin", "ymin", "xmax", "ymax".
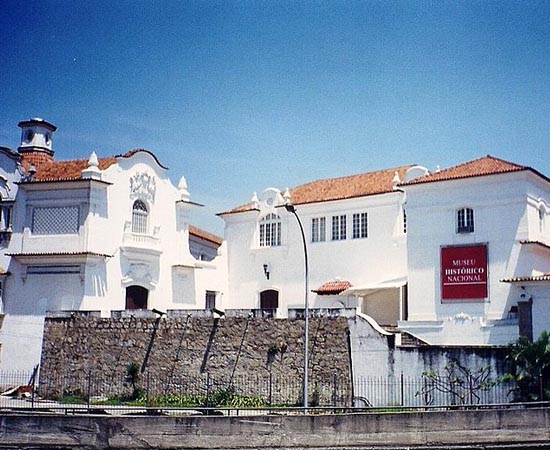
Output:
[
  {"xmin": 37, "ymin": 371, "xmax": 352, "ymax": 408},
  {"xmin": 0, "ymin": 370, "xmax": 526, "ymax": 411}
]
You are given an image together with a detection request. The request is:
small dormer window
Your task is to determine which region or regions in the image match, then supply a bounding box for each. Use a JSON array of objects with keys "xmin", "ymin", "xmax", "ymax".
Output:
[
  {"xmin": 456, "ymin": 208, "xmax": 474, "ymax": 234},
  {"xmin": 131, "ymin": 200, "xmax": 149, "ymax": 234},
  {"xmin": 259, "ymin": 213, "xmax": 281, "ymax": 247}
]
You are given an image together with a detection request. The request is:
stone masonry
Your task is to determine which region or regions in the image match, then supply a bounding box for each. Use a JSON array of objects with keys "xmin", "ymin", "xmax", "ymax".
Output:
[{"xmin": 39, "ymin": 315, "xmax": 351, "ymax": 405}]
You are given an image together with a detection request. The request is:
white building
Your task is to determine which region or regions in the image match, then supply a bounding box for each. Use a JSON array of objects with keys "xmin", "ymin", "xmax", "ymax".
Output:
[
  {"xmin": 219, "ymin": 166, "xmax": 424, "ymax": 322},
  {"xmin": 221, "ymin": 155, "xmax": 550, "ymax": 347},
  {"xmin": 0, "ymin": 119, "xmax": 226, "ymax": 371},
  {"xmin": 398, "ymin": 155, "xmax": 550, "ymax": 346},
  {"xmin": 2, "ymin": 117, "xmax": 549, "ymax": 370}
]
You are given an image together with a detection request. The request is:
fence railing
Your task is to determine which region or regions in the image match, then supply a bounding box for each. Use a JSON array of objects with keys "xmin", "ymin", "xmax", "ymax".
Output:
[{"xmin": 0, "ymin": 370, "xmax": 526, "ymax": 412}]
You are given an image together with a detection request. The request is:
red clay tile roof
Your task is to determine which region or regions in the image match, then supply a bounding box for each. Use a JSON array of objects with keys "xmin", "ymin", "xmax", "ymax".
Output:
[
  {"xmin": 189, "ymin": 225, "xmax": 223, "ymax": 246},
  {"xmin": 7, "ymin": 251, "xmax": 112, "ymax": 258},
  {"xmin": 519, "ymin": 240, "xmax": 550, "ymax": 251},
  {"xmin": 401, "ymin": 155, "xmax": 530, "ymax": 186},
  {"xmin": 313, "ymin": 280, "xmax": 352, "ymax": 295},
  {"xmin": 34, "ymin": 157, "xmax": 117, "ymax": 181},
  {"xmin": 221, "ymin": 165, "xmax": 413, "ymax": 215},
  {"xmin": 25, "ymin": 149, "xmax": 167, "ymax": 182},
  {"xmin": 501, "ymin": 273, "xmax": 550, "ymax": 283}
]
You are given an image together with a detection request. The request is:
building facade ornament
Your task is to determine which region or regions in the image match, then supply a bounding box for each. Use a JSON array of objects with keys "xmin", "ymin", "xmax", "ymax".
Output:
[{"xmin": 129, "ymin": 172, "xmax": 156, "ymax": 205}]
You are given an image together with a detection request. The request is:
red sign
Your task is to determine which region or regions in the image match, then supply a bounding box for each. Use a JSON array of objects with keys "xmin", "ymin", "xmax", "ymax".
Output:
[{"xmin": 441, "ymin": 245, "xmax": 487, "ymax": 301}]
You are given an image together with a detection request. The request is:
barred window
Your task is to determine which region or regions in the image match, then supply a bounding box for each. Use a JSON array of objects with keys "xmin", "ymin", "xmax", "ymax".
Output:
[
  {"xmin": 32, "ymin": 206, "xmax": 79, "ymax": 235},
  {"xmin": 352, "ymin": 212, "xmax": 368, "ymax": 239},
  {"xmin": 311, "ymin": 217, "xmax": 326, "ymax": 243},
  {"xmin": 403, "ymin": 208, "xmax": 407, "ymax": 234},
  {"xmin": 259, "ymin": 213, "xmax": 281, "ymax": 247},
  {"xmin": 132, "ymin": 200, "xmax": 149, "ymax": 234},
  {"xmin": 332, "ymin": 215, "xmax": 347, "ymax": 241},
  {"xmin": 456, "ymin": 208, "xmax": 474, "ymax": 234}
]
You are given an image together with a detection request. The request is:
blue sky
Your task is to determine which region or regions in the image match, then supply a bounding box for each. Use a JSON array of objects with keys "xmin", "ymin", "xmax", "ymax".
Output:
[{"xmin": 1, "ymin": 0, "xmax": 549, "ymax": 234}]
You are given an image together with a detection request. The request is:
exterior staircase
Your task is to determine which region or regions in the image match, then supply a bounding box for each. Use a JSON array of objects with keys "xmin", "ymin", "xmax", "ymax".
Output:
[{"xmin": 382, "ymin": 325, "xmax": 430, "ymax": 347}]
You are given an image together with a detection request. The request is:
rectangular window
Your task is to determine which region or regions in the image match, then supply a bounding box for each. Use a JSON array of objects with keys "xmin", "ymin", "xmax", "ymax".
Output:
[
  {"xmin": 27, "ymin": 265, "xmax": 81, "ymax": 275},
  {"xmin": 205, "ymin": 291, "xmax": 216, "ymax": 310},
  {"xmin": 403, "ymin": 209, "xmax": 407, "ymax": 234},
  {"xmin": 311, "ymin": 217, "xmax": 326, "ymax": 243},
  {"xmin": 456, "ymin": 208, "xmax": 474, "ymax": 234},
  {"xmin": 259, "ymin": 214, "xmax": 281, "ymax": 247},
  {"xmin": 32, "ymin": 206, "xmax": 80, "ymax": 235},
  {"xmin": 0, "ymin": 205, "xmax": 13, "ymax": 231},
  {"xmin": 352, "ymin": 212, "xmax": 368, "ymax": 239},
  {"xmin": 332, "ymin": 215, "xmax": 346, "ymax": 240}
]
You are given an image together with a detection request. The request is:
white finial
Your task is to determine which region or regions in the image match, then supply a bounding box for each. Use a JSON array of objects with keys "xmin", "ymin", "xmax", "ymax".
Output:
[
  {"xmin": 88, "ymin": 151, "xmax": 99, "ymax": 168},
  {"xmin": 392, "ymin": 171, "xmax": 401, "ymax": 188},
  {"xmin": 81, "ymin": 152, "xmax": 102, "ymax": 180},
  {"xmin": 178, "ymin": 176, "xmax": 190, "ymax": 201},
  {"xmin": 283, "ymin": 187, "xmax": 291, "ymax": 204},
  {"xmin": 251, "ymin": 192, "xmax": 259, "ymax": 209}
]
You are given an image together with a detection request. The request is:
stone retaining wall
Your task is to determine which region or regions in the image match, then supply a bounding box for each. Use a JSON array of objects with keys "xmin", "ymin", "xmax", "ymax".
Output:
[{"xmin": 39, "ymin": 315, "xmax": 351, "ymax": 405}]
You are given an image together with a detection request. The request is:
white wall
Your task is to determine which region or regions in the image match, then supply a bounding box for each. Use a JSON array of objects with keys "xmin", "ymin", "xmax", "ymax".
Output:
[
  {"xmin": 401, "ymin": 171, "xmax": 550, "ymax": 345},
  {"xmin": 0, "ymin": 150, "xmax": 228, "ymax": 371},
  {"xmin": 222, "ymin": 189, "xmax": 407, "ymax": 316}
]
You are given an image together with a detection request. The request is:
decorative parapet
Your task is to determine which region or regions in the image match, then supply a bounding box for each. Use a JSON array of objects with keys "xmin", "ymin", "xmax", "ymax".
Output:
[{"xmin": 122, "ymin": 221, "xmax": 161, "ymax": 251}]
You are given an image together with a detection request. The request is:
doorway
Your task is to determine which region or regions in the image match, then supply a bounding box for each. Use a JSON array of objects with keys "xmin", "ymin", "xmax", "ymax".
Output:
[
  {"xmin": 125, "ymin": 285, "xmax": 148, "ymax": 310},
  {"xmin": 260, "ymin": 289, "xmax": 279, "ymax": 318}
]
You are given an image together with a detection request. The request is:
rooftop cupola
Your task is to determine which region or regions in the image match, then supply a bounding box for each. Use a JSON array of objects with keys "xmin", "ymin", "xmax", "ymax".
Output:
[{"xmin": 17, "ymin": 118, "xmax": 57, "ymax": 168}]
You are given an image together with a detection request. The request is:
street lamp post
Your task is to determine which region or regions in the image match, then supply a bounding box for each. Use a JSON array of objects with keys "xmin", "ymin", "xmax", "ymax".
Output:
[{"xmin": 284, "ymin": 202, "xmax": 309, "ymax": 409}]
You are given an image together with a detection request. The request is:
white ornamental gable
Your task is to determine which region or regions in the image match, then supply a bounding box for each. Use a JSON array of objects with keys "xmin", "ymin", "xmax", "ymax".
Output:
[{"xmin": 129, "ymin": 172, "xmax": 156, "ymax": 204}]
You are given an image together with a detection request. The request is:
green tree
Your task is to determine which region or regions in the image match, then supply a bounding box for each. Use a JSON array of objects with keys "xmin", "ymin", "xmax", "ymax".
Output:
[
  {"xmin": 504, "ymin": 331, "xmax": 550, "ymax": 401},
  {"xmin": 126, "ymin": 362, "xmax": 142, "ymax": 400}
]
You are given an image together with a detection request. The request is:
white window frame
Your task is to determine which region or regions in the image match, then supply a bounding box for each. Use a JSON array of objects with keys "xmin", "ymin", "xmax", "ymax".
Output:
[
  {"xmin": 131, "ymin": 199, "xmax": 149, "ymax": 235},
  {"xmin": 352, "ymin": 212, "xmax": 368, "ymax": 239},
  {"xmin": 456, "ymin": 207, "xmax": 474, "ymax": 234},
  {"xmin": 311, "ymin": 217, "xmax": 326, "ymax": 243},
  {"xmin": 205, "ymin": 291, "xmax": 217, "ymax": 310},
  {"xmin": 259, "ymin": 213, "xmax": 281, "ymax": 247},
  {"xmin": 331, "ymin": 215, "xmax": 347, "ymax": 241}
]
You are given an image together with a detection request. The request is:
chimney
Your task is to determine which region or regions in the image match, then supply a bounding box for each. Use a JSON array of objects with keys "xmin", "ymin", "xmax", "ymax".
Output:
[{"xmin": 17, "ymin": 118, "xmax": 57, "ymax": 169}]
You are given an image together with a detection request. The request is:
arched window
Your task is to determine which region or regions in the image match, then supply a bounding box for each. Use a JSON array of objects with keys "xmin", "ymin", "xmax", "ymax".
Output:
[
  {"xmin": 259, "ymin": 213, "xmax": 281, "ymax": 247},
  {"xmin": 456, "ymin": 207, "xmax": 474, "ymax": 234},
  {"xmin": 132, "ymin": 200, "xmax": 148, "ymax": 234}
]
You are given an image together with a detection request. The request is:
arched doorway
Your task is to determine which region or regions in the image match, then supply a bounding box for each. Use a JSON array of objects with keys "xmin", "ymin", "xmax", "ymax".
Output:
[
  {"xmin": 125, "ymin": 285, "xmax": 148, "ymax": 310},
  {"xmin": 260, "ymin": 289, "xmax": 278, "ymax": 318}
]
